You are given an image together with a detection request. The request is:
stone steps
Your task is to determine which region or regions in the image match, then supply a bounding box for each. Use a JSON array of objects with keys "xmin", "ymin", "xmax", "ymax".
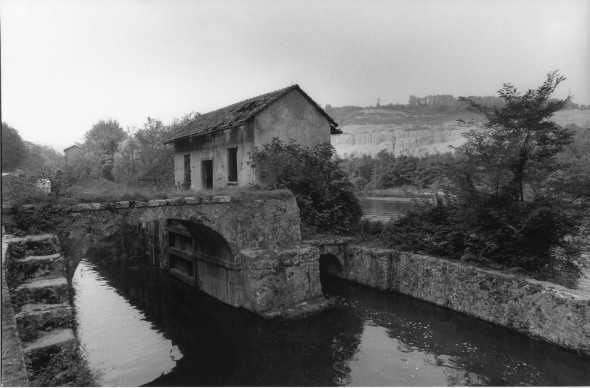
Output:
[
  {"xmin": 5, "ymin": 234, "xmax": 61, "ymax": 260},
  {"xmin": 15, "ymin": 303, "xmax": 73, "ymax": 342},
  {"xmin": 22, "ymin": 328, "xmax": 76, "ymax": 363},
  {"xmin": 8, "ymin": 253, "xmax": 65, "ymax": 283},
  {"xmin": 3, "ymin": 234, "xmax": 78, "ymax": 383},
  {"xmin": 12, "ymin": 276, "xmax": 69, "ymax": 309}
]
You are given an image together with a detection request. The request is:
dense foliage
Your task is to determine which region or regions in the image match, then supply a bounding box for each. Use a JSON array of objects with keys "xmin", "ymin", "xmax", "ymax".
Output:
[
  {"xmin": 2, "ymin": 122, "xmax": 27, "ymax": 171},
  {"xmin": 360, "ymin": 72, "xmax": 589, "ymax": 284},
  {"xmin": 341, "ymin": 151, "xmax": 453, "ymax": 191},
  {"xmin": 113, "ymin": 113, "xmax": 198, "ymax": 186},
  {"xmin": 250, "ymin": 138, "xmax": 362, "ymax": 234},
  {"xmin": 84, "ymin": 119, "xmax": 127, "ymax": 180},
  {"xmin": 2, "ymin": 122, "xmax": 65, "ymax": 177}
]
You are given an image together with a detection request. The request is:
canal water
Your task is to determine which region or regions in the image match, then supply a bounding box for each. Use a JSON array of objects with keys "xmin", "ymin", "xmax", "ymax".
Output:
[{"xmin": 73, "ymin": 259, "xmax": 590, "ymax": 386}]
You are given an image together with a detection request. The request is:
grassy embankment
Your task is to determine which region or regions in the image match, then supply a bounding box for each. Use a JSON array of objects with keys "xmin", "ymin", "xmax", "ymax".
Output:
[{"xmin": 2, "ymin": 178, "xmax": 291, "ymax": 207}]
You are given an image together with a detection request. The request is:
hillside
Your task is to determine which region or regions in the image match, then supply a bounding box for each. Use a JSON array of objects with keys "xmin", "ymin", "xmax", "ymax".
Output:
[{"xmin": 330, "ymin": 109, "xmax": 590, "ymax": 157}]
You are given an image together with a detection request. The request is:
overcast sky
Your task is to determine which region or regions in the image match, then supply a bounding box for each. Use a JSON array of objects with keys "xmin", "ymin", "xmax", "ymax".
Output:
[{"xmin": 1, "ymin": 0, "xmax": 589, "ymax": 151}]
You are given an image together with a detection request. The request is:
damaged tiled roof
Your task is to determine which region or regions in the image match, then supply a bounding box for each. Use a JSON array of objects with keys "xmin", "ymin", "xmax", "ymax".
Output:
[{"xmin": 164, "ymin": 84, "xmax": 340, "ymax": 144}]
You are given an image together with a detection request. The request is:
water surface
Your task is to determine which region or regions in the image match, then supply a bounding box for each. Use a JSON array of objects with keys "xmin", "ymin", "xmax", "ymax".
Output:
[{"xmin": 73, "ymin": 260, "xmax": 590, "ymax": 386}]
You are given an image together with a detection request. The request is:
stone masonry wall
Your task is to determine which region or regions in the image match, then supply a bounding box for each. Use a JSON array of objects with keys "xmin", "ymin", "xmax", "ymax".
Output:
[
  {"xmin": 239, "ymin": 245, "xmax": 329, "ymax": 318},
  {"xmin": 337, "ymin": 245, "xmax": 590, "ymax": 356}
]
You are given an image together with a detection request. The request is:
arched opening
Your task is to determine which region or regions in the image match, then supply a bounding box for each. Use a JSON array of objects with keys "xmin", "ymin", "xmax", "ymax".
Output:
[
  {"xmin": 319, "ymin": 253, "xmax": 343, "ymax": 277},
  {"xmin": 165, "ymin": 219, "xmax": 233, "ymax": 288}
]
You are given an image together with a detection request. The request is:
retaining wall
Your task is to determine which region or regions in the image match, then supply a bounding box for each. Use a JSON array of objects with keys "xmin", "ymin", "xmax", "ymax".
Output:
[{"xmin": 332, "ymin": 245, "xmax": 590, "ymax": 356}]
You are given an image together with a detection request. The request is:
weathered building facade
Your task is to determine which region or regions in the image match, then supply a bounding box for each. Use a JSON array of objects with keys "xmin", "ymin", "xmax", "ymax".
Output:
[
  {"xmin": 164, "ymin": 85, "xmax": 340, "ymax": 190},
  {"xmin": 63, "ymin": 144, "xmax": 84, "ymax": 167}
]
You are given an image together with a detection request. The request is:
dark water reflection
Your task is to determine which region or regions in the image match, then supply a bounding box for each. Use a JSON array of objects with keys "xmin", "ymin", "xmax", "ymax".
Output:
[{"xmin": 73, "ymin": 260, "xmax": 590, "ymax": 386}]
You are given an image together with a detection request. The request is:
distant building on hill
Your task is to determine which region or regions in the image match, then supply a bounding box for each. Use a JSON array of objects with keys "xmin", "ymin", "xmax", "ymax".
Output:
[
  {"xmin": 63, "ymin": 144, "xmax": 84, "ymax": 166},
  {"xmin": 164, "ymin": 84, "xmax": 340, "ymax": 190}
]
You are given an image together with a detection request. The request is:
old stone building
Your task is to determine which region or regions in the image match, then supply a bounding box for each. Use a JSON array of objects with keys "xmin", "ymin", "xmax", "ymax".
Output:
[
  {"xmin": 164, "ymin": 85, "xmax": 340, "ymax": 190},
  {"xmin": 63, "ymin": 144, "xmax": 84, "ymax": 166}
]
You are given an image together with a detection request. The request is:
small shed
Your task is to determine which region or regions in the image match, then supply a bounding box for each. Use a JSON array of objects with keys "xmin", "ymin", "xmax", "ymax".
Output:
[
  {"xmin": 63, "ymin": 144, "xmax": 84, "ymax": 166},
  {"xmin": 164, "ymin": 84, "xmax": 339, "ymax": 190}
]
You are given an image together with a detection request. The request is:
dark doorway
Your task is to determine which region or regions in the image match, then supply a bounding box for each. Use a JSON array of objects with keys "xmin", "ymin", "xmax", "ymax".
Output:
[
  {"xmin": 227, "ymin": 148, "xmax": 238, "ymax": 183},
  {"xmin": 202, "ymin": 160, "xmax": 213, "ymax": 189},
  {"xmin": 183, "ymin": 154, "xmax": 191, "ymax": 189}
]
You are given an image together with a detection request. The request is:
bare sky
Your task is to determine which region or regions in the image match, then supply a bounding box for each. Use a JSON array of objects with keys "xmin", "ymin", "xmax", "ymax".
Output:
[{"xmin": 1, "ymin": 0, "xmax": 589, "ymax": 151}]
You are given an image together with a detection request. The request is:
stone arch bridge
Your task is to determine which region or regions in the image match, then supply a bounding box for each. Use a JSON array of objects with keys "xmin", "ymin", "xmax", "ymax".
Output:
[{"xmin": 6, "ymin": 193, "xmax": 333, "ymax": 318}]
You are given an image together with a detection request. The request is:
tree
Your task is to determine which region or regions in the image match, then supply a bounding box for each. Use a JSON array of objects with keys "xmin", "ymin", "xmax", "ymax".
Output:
[
  {"xmin": 456, "ymin": 71, "xmax": 574, "ymax": 203},
  {"xmin": 84, "ymin": 120, "xmax": 126, "ymax": 180},
  {"xmin": 21, "ymin": 144, "xmax": 64, "ymax": 174},
  {"xmin": 378, "ymin": 72, "xmax": 587, "ymax": 283},
  {"xmin": 85, "ymin": 119, "xmax": 126, "ymax": 155},
  {"xmin": 2, "ymin": 122, "xmax": 26, "ymax": 172},
  {"xmin": 112, "ymin": 113, "xmax": 200, "ymax": 185}
]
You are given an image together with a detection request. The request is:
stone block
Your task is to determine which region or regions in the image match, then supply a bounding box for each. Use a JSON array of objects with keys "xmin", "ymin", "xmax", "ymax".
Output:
[
  {"xmin": 7, "ymin": 253, "xmax": 65, "ymax": 285},
  {"xmin": 70, "ymin": 203, "xmax": 102, "ymax": 212},
  {"xmin": 182, "ymin": 197, "xmax": 200, "ymax": 205},
  {"xmin": 241, "ymin": 246, "xmax": 324, "ymax": 315},
  {"xmin": 6, "ymin": 234, "xmax": 61, "ymax": 259},
  {"xmin": 211, "ymin": 196, "xmax": 231, "ymax": 203},
  {"xmin": 148, "ymin": 199, "xmax": 169, "ymax": 207},
  {"xmin": 12, "ymin": 277, "xmax": 69, "ymax": 309},
  {"xmin": 114, "ymin": 201, "xmax": 130, "ymax": 209},
  {"xmin": 15, "ymin": 303, "xmax": 73, "ymax": 342},
  {"xmin": 23, "ymin": 328, "xmax": 76, "ymax": 364}
]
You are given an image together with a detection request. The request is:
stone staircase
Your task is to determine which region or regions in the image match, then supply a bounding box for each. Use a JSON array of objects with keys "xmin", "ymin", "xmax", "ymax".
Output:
[{"xmin": 3, "ymin": 234, "xmax": 76, "ymax": 378}]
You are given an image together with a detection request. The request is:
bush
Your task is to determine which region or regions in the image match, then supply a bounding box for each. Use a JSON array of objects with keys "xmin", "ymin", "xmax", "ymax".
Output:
[{"xmin": 250, "ymin": 139, "xmax": 363, "ymax": 234}]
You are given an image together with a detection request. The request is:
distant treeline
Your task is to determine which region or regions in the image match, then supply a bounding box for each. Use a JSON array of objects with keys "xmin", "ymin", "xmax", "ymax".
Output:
[
  {"xmin": 341, "ymin": 123, "xmax": 590, "ymax": 193},
  {"xmin": 1, "ymin": 122, "xmax": 64, "ymax": 174},
  {"xmin": 325, "ymin": 94, "xmax": 587, "ymax": 126},
  {"xmin": 341, "ymin": 151, "xmax": 454, "ymax": 191}
]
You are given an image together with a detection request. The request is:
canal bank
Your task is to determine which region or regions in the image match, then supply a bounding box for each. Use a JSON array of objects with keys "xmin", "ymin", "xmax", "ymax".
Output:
[{"xmin": 311, "ymin": 239, "xmax": 590, "ymax": 356}]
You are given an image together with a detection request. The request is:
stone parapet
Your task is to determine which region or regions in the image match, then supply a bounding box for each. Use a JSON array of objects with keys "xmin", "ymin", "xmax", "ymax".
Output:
[{"xmin": 337, "ymin": 245, "xmax": 590, "ymax": 356}]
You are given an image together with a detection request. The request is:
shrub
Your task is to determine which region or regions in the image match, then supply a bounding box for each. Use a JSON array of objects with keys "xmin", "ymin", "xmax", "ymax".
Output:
[{"xmin": 250, "ymin": 139, "xmax": 363, "ymax": 234}]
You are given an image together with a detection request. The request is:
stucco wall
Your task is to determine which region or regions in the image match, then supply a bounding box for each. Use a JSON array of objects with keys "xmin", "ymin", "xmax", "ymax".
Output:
[
  {"xmin": 253, "ymin": 89, "xmax": 331, "ymax": 149},
  {"xmin": 172, "ymin": 88, "xmax": 332, "ymax": 189},
  {"xmin": 333, "ymin": 245, "xmax": 590, "ymax": 356},
  {"xmin": 173, "ymin": 124, "xmax": 256, "ymax": 190}
]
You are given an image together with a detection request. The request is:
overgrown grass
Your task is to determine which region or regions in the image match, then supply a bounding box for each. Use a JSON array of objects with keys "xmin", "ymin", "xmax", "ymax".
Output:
[
  {"xmin": 31, "ymin": 347, "xmax": 102, "ymax": 387},
  {"xmin": 64, "ymin": 180, "xmax": 292, "ymax": 203},
  {"xmin": 3, "ymin": 177, "xmax": 293, "ymax": 207}
]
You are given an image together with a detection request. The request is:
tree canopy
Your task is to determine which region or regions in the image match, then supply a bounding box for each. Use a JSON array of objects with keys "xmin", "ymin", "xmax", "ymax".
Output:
[
  {"xmin": 85, "ymin": 119, "xmax": 126, "ymax": 155},
  {"xmin": 83, "ymin": 119, "xmax": 126, "ymax": 180},
  {"xmin": 455, "ymin": 71, "xmax": 575, "ymax": 203},
  {"xmin": 2, "ymin": 122, "xmax": 27, "ymax": 172}
]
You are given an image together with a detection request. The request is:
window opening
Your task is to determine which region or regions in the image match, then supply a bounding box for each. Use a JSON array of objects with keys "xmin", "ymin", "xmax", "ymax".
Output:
[
  {"xmin": 228, "ymin": 147, "xmax": 238, "ymax": 183},
  {"xmin": 183, "ymin": 154, "xmax": 191, "ymax": 189}
]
